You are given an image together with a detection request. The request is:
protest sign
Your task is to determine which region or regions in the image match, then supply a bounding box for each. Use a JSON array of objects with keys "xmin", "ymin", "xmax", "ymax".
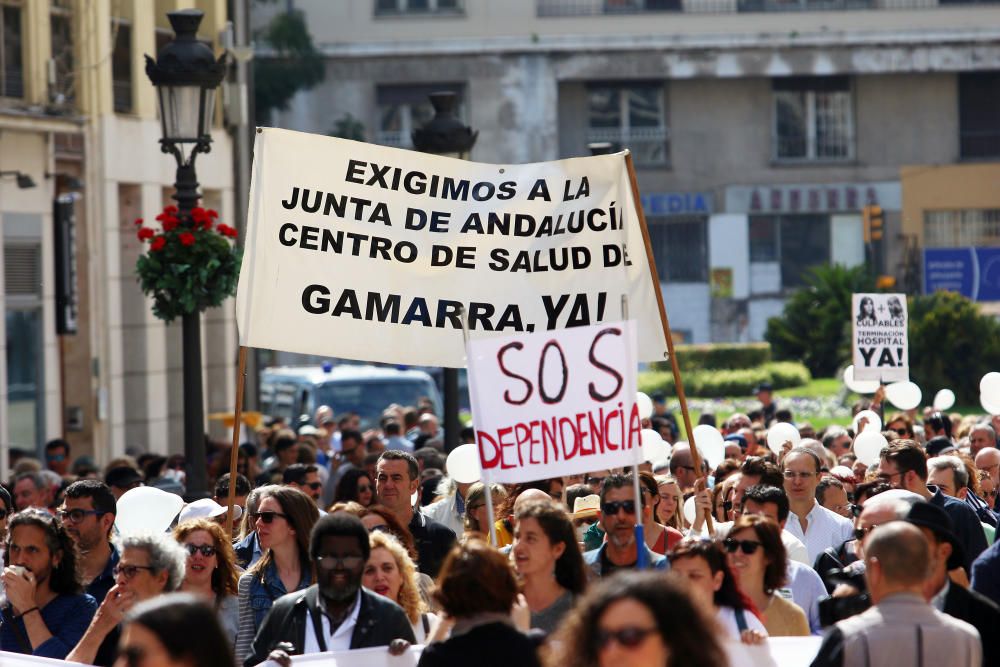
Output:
[
  {"xmin": 467, "ymin": 320, "xmax": 640, "ymax": 484},
  {"xmin": 290, "ymin": 645, "xmax": 422, "ymax": 666},
  {"xmin": 852, "ymin": 293, "xmax": 909, "ymax": 382},
  {"xmin": 0, "ymin": 653, "xmax": 86, "ymax": 666},
  {"xmin": 236, "ymin": 128, "xmax": 667, "ymax": 368}
]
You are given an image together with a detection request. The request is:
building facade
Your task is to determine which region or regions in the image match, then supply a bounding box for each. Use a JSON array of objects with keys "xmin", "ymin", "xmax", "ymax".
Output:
[
  {"xmin": 1, "ymin": 0, "xmax": 238, "ymax": 478},
  {"xmin": 256, "ymin": 0, "xmax": 1000, "ymax": 345}
]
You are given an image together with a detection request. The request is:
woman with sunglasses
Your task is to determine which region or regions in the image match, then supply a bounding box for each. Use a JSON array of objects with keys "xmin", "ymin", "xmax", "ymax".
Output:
[
  {"xmin": 543, "ymin": 570, "xmax": 726, "ymax": 667},
  {"xmin": 116, "ymin": 593, "xmax": 234, "ymax": 667},
  {"xmin": 512, "ymin": 499, "xmax": 587, "ymax": 635},
  {"xmin": 725, "ymin": 515, "xmax": 809, "ymax": 637},
  {"xmin": 668, "ymin": 538, "xmax": 767, "ymax": 643},
  {"xmin": 234, "ymin": 486, "xmax": 319, "ymax": 666},
  {"xmin": 363, "ymin": 530, "xmax": 439, "ymax": 643},
  {"xmin": 333, "ymin": 468, "xmax": 375, "ymax": 508},
  {"xmin": 172, "ymin": 519, "xmax": 240, "ymax": 647},
  {"xmin": 463, "ymin": 482, "xmax": 509, "ymax": 535}
]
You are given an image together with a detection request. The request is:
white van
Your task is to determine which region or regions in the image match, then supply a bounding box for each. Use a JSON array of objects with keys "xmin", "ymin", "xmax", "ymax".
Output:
[{"xmin": 260, "ymin": 364, "xmax": 441, "ymax": 429}]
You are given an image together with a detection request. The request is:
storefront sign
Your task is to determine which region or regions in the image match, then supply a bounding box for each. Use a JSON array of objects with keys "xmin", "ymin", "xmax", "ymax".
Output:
[
  {"xmin": 726, "ymin": 182, "xmax": 901, "ymax": 214},
  {"xmin": 640, "ymin": 191, "xmax": 712, "ymax": 216},
  {"xmin": 924, "ymin": 247, "xmax": 1000, "ymax": 302}
]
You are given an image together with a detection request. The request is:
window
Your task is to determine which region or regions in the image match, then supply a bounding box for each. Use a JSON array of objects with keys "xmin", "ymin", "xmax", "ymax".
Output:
[
  {"xmin": 925, "ymin": 209, "xmax": 1000, "ymax": 247},
  {"xmin": 376, "ymin": 83, "xmax": 464, "ymax": 148},
  {"xmin": 773, "ymin": 77, "xmax": 852, "ymax": 161},
  {"xmin": 50, "ymin": 8, "xmax": 73, "ymax": 104},
  {"xmin": 959, "ymin": 73, "xmax": 1000, "ymax": 159},
  {"xmin": 647, "ymin": 217, "xmax": 708, "ymax": 282},
  {"xmin": 1, "ymin": 4, "xmax": 23, "ymax": 98},
  {"xmin": 587, "ymin": 83, "xmax": 668, "ymax": 166},
  {"xmin": 375, "ymin": 0, "xmax": 461, "ymax": 14},
  {"xmin": 111, "ymin": 20, "xmax": 132, "ymax": 113},
  {"xmin": 749, "ymin": 214, "xmax": 830, "ymax": 287}
]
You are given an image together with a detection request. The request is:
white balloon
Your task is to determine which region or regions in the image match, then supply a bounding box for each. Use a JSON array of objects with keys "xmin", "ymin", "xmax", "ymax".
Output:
[
  {"xmin": 854, "ymin": 430, "xmax": 889, "ymax": 466},
  {"xmin": 116, "ymin": 487, "xmax": 184, "ymax": 535},
  {"xmin": 980, "ymin": 372, "xmax": 1000, "ymax": 395},
  {"xmin": 852, "ymin": 409, "xmax": 882, "ymax": 435},
  {"xmin": 981, "ymin": 393, "xmax": 1000, "ymax": 416},
  {"xmin": 885, "ymin": 381, "xmax": 922, "ymax": 411},
  {"xmin": 843, "ymin": 365, "xmax": 880, "ymax": 395},
  {"xmin": 641, "ymin": 429, "xmax": 670, "ymax": 463},
  {"xmin": 933, "ymin": 389, "xmax": 956, "ymax": 412},
  {"xmin": 683, "ymin": 495, "xmax": 697, "ymax": 525},
  {"xmin": 446, "ymin": 443, "xmax": 481, "ymax": 484},
  {"xmin": 766, "ymin": 422, "xmax": 801, "ymax": 455},
  {"xmin": 636, "ymin": 392, "xmax": 654, "ymax": 421},
  {"xmin": 692, "ymin": 424, "xmax": 725, "ymax": 470}
]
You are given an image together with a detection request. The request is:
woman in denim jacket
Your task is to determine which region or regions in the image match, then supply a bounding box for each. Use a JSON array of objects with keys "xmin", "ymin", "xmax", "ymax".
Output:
[{"xmin": 234, "ymin": 486, "xmax": 319, "ymax": 665}]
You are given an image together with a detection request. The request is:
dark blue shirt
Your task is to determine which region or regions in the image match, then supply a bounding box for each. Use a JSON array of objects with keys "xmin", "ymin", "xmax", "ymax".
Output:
[
  {"xmin": 973, "ymin": 539, "xmax": 1000, "ymax": 607},
  {"xmin": 930, "ymin": 486, "xmax": 989, "ymax": 571},
  {"xmin": 85, "ymin": 544, "xmax": 119, "ymax": 604},
  {"xmin": 0, "ymin": 593, "xmax": 97, "ymax": 658}
]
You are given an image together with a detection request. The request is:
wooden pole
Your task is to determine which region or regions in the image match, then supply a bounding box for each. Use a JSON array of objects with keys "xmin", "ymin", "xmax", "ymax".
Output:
[
  {"xmin": 624, "ymin": 152, "xmax": 713, "ymax": 534},
  {"xmin": 226, "ymin": 346, "xmax": 249, "ymax": 539}
]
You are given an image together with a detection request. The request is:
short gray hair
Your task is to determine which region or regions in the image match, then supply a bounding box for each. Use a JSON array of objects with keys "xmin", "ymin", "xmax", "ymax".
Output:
[
  {"xmin": 928, "ymin": 455, "xmax": 969, "ymax": 490},
  {"xmin": 117, "ymin": 532, "xmax": 187, "ymax": 592}
]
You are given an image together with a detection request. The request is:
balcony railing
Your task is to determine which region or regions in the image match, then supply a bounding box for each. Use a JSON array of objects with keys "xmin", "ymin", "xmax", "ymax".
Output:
[{"xmin": 538, "ymin": 0, "xmax": 997, "ymax": 14}]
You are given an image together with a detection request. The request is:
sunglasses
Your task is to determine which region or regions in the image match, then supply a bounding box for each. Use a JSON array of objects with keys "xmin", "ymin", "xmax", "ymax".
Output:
[
  {"xmin": 596, "ymin": 626, "xmax": 657, "ymax": 650},
  {"xmin": 316, "ymin": 554, "xmax": 365, "ymax": 570},
  {"xmin": 0, "ymin": 509, "xmax": 8, "ymax": 521},
  {"xmin": 854, "ymin": 525, "xmax": 879, "ymax": 541},
  {"xmin": 305, "ymin": 482, "xmax": 322, "ymax": 491},
  {"xmin": 114, "ymin": 564, "xmax": 155, "ymax": 580},
  {"xmin": 723, "ymin": 538, "xmax": 763, "ymax": 555},
  {"xmin": 185, "ymin": 544, "xmax": 216, "ymax": 558},
  {"xmin": 587, "ymin": 476, "xmax": 607, "ymax": 485},
  {"xmin": 252, "ymin": 511, "xmax": 288, "ymax": 524},
  {"xmin": 601, "ymin": 500, "xmax": 638, "ymax": 515},
  {"xmin": 894, "ymin": 428, "xmax": 910, "ymax": 436}
]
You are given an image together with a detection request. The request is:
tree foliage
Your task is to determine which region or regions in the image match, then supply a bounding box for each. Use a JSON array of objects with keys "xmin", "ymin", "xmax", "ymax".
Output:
[
  {"xmin": 253, "ymin": 8, "xmax": 325, "ymax": 123},
  {"xmin": 765, "ymin": 264, "xmax": 876, "ymax": 377},
  {"xmin": 908, "ymin": 291, "xmax": 1000, "ymax": 404}
]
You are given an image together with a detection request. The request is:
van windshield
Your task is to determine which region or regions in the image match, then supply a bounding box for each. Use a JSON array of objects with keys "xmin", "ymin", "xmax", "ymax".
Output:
[{"xmin": 316, "ymin": 379, "xmax": 437, "ymax": 427}]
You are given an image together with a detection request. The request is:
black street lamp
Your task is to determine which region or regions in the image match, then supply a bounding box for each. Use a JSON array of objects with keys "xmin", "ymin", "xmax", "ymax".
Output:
[
  {"xmin": 145, "ymin": 9, "xmax": 226, "ymax": 500},
  {"xmin": 412, "ymin": 92, "xmax": 477, "ymax": 453}
]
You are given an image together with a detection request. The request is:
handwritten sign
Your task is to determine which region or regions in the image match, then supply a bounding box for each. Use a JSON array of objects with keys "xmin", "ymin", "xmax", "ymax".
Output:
[
  {"xmin": 467, "ymin": 320, "xmax": 640, "ymax": 484},
  {"xmin": 236, "ymin": 129, "xmax": 667, "ymax": 368},
  {"xmin": 852, "ymin": 293, "xmax": 909, "ymax": 382}
]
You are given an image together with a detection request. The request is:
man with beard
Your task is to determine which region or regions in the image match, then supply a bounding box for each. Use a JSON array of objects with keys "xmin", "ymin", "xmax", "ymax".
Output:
[
  {"xmin": 58, "ymin": 480, "xmax": 119, "ymax": 604},
  {"xmin": 583, "ymin": 473, "xmax": 668, "ymax": 577},
  {"xmin": 245, "ymin": 512, "xmax": 415, "ymax": 665},
  {"xmin": 0, "ymin": 509, "xmax": 97, "ymax": 658}
]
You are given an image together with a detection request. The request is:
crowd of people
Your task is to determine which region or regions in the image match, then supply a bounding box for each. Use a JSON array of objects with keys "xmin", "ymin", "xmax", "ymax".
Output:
[{"xmin": 2, "ymin": 388, "xmax": 1000, "ymax": 666}]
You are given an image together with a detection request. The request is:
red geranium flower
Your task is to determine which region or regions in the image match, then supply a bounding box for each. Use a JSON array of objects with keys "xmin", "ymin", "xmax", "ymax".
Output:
[
  {"xmin": 134, "ymin": 217, "xmax": 143, "ymax": 226},
  {"xmin": 179, "ymin": 232, "xmax": 196, "ymax": 246},
  {"xmin": 208, "ymin": 209, "xmax": 219, "ymax": 219},
  {"xmin": 164, "ymin": 205, "xmax": 178, "ymax": 214},
  {"xmin": 137, "ymin": 227, "xmax": 154, "ymax": 241},
  {"xmin": 161, "ymin": 215, "xmax": 179, "ymax": 232},
  {"xmin": 150, "ymin": 235, "xmax": 167, "ymax": 252}
]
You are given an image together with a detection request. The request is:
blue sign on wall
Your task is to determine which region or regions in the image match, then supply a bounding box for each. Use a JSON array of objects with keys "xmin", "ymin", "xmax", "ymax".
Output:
[
  {"xmin": 924, "ymin": 247, "xmax": 1000, "ymax": 302},
  {"xmin": 641, "ymin": 192, "xmax": 712, "ymax": 216}
]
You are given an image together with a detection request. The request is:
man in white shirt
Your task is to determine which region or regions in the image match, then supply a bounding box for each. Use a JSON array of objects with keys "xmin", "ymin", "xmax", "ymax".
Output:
[{"xmin": 783, "ymin": 447, "xmax": 854, "ymax": 564}]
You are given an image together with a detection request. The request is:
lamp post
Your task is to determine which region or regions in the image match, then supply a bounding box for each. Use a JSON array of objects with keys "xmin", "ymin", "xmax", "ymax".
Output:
[
  {"xmin": 412, "ymin": 92, "xmax": 477, "ymax": 454},
  {"xmin": 145, "ymin": 9, "xmax": 226, "ymax": 500}
]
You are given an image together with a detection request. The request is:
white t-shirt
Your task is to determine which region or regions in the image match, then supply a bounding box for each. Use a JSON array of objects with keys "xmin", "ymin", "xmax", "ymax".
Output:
[{"xmin": 716, "ymin": 605, "xmax": 768, "ymax": 640}]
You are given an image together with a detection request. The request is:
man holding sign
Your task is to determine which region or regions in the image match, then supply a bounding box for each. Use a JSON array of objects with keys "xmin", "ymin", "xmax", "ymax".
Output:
[{"xmin": 582, "ymin": 473, "xmax": 669, "ymax": 578}]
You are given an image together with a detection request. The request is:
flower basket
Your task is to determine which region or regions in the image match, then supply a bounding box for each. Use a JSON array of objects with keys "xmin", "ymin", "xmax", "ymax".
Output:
[{"xmin": 135, "ymin": 205, "xmax": 241, "ymax": 323}]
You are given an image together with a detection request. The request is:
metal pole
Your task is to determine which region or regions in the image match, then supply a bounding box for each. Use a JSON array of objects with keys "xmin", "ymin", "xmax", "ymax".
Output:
[
  {"xmin": 226, "ymin": 346, "xmax": 248, "ymax": 538},
  {"xmin": 174, "ymin": 159, "xmax": 209, "ymax": 501},
  {"xmin": 444, "ymin": 370, "xmax": 459, "ymax": 452}
]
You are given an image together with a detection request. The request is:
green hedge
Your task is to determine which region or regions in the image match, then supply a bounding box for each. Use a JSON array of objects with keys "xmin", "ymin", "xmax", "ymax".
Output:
[
  {"xmin": 653, "ymin": 342, "xmax": 772, "ymax": 373},
  {"xmin": 639, "ymin": 361, "xmax": 811, "ymax": 398}
]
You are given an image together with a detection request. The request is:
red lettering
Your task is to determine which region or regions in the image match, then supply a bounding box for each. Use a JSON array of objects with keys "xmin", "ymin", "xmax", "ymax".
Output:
[
  {"xmin": 496, "ymin": 427, "xmax": 515, "ymax": 469},
  {"xmin": 588, "ymin": 408, "xmax": 605, "ymax": 455},
  {"xmin": 515, "ymin": 422, "xmax": 533, "ymax": 465},
  {"xmin": 559, "ymin": 417, "xmax": 579, "ymax": 459},
  {"xmin": 604, "ymin": 405, "xmax": 621, "ymax": 450},
  {"xmin": 576, "ymin": 412, "xmax": 592, "ymax": 455},
  {"xmin": 476, "ymin": 431, "xmax": 500, "ymax": 470},
  {"xmin": 541, "ymin": 417, "xmax": 559, "ymax": 462},
  {"xmin": 627, "ymin": 403, "xmax": 642, "ymax": 450}
]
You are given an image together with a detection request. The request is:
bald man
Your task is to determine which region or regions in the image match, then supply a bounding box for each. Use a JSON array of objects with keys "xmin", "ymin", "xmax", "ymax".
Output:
[
  {"xmin": 811, "ymin": 522, "xmax": 981, "ymax": 667},
  {"xmin": 976, "ymin": 448, "xmax": 1000, "ymax": 491}
]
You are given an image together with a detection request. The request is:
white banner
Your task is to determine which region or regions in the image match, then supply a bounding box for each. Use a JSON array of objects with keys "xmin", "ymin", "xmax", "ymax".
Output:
[
  {"xmin": 289, "ymin": 645, "xmax": 422, "ymax": 666},
  {"xmin": 852, "ymin": 293, "xmax": 909, "ymax": 382},
  {"xmin": 236, "ymin": 128, "xmax": 667, "ymax": 368},
  {"xmin": 467, "ymin": 320, "xmax": 640, "ymax": 484}
]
